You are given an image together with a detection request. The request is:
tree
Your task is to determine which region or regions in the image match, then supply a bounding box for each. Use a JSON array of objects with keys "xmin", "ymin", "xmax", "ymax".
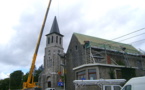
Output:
[
  {"xmin": 0, "ymin": 65, "xmax": 43, "ymax": 90},
  {"xmin": 34, "ymin": 65, "xmax": 43, "ymax": 82},
  {"xmin": 23, "ymin": 72, "xmax": 29, "ymax": 82},
  {"xmin": 10, "ymin": 70, "xmax": 23, "ymax": 89},
  {"xmin": 38, "ymin": 65, "xmax": 44, "ymax": 71},
  {"xmin": 23, "ymin": 65, "xmax": 43, "ymax": 83},
  {"xmin": 0, "ymin": 78, "xmax": 9, "ymax": 90}
]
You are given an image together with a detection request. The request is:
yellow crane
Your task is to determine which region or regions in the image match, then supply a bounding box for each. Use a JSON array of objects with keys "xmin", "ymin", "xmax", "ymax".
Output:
[{"xmin": 23, "ymin": 0, "xmax": 52, "ymax": 89}]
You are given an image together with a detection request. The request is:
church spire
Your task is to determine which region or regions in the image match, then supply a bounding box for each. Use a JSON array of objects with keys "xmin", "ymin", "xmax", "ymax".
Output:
[
  {"xmin": 46, "ymin": 16, "xmax": 63, "ymax": 36},
  {"xmin": 49, "ymin": 16, "xmax": 60, "ymax": 34}
]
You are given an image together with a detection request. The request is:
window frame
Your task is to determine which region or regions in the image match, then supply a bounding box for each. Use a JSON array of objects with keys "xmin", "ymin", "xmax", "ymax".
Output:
[
  {"xmin": 88, "ymin": 69, "xmax": 97, "ymax": 80},
  {"xmin": 76, "ymin": 70, "xmax": 86, "ymax": 80},
  {"xmin": 56, "ymin": 36, "xmax": 58, "ymax": 43},
  {"xmin": 51, "ymin": 36, "xmax": 53, "ymax": 43},
  {"xmin": 103, "ymin": 85, "xmax": 121, "ymax": 90},
  {"xmin": 122, "ymin": 85, "xmax": 131, "ymax": 90},
  {"xmin": 59, "ymin": 37, "xmax": 61, "ymax": 44},
  {"xmin": 115, "ymin": 69, "xmax": 122, "ymax": 79},
  {"xmin": 48, "ymin": 37, "xmax": 50, "ymax": 44}
]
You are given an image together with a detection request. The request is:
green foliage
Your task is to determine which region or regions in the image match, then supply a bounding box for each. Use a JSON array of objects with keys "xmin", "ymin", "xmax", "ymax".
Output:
[
  {"xmin": 121, "ymin": 68, "xmax": 136, "ymax": 80},
  {"xmin": 23, "ymin": 65, "xmax": 43, "ymax": 82},
  {"xmin": 10, "ymin": 70, "xmax": 23, "ymax": 89},
  {"xmin": 116, "ymin": 60, "xmax": 125, "ymax": 65},
  {"xmin": 0, "ymin": 78, "xmax": 9, "ymax": 90},
  {"xmin": 60, "ymin": 76, "xmax": 65, "ymax": 82},
  {"xmin": 34, "ymin": 69, "xmax": 42, "ymax": 82},
  {"xmin": 0, "ymin": 65, "xmax": 43, "ymax": 90},
  {"xmin": 23, "ymin": 72, "xmax": 29, "ymax": 82},
  {"xmin": 108, "ymin": 69, "xmax": 115, "ymax": 79}
]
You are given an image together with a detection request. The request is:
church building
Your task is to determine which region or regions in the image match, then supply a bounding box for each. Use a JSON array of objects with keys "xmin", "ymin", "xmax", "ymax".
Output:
[
  {"xmin": 66, "ymin": 33, "xmax": 145, "ymax": 90},
  {"xmin": 39, "ymin": 16, "xmax": 64, "ymax": 90},
  {"xmin": 39, "ymin": 16, "xmax": 145, "ymax": 90}
]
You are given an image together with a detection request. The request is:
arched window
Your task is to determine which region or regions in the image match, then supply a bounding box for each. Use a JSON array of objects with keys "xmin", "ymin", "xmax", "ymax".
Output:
[
  {"xmin": 51, "ymin": 36, "xmax": 53, "ymax": 43},
  {"xmin": 59, "ymin": 37, "xmax": 61, "ymax": 44},
  {"xmin": 48, "ymin": 37, "xmax": 50, "ymax": 44},
  {"xmin": 75, "ymin": 45, "xmax": 78, "ymax": 50},
  {"xmin": 56, "ymin": 36, "xmax": 58, "ymax": 43}
]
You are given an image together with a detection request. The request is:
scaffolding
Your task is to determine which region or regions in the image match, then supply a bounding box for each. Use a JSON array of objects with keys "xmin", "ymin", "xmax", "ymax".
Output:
[{"xmin": 84, "ymin": 41, "xmax": 144, "ymax": 69}]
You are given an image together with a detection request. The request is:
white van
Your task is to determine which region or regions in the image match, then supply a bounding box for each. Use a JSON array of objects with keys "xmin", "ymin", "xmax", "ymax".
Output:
[
  {"xmin": 103, "ymin": 85, "xmax": 122, "ymax": 90},
  {"xmin": 121, "ymin": 76, "xmax": 145, "ymax": 90}
]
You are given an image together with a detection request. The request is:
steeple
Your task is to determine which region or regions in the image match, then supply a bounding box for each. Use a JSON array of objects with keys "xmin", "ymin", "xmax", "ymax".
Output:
[
  {"xmin": 49, "ymin": 16, "xmax": 60, "ymax": 34},
  {"xmin": 40, "ymin": 16, "xmax": 64, "ymax": 89}
]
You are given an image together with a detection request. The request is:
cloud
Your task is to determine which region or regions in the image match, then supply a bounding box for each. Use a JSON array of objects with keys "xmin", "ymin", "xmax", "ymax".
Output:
[
  {"xmin": 0, "ymin": 72, "xmax": 9, "ymax": 80},
  {"xmin": 0, "ymin": 0, "xmax": 145, "ymax": 79}
]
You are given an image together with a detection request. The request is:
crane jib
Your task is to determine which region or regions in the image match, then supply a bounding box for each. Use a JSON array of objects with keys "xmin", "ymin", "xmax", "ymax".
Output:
[{"xmin": 23, "ymin": 0, "xmax": 52, "ymax": 89}]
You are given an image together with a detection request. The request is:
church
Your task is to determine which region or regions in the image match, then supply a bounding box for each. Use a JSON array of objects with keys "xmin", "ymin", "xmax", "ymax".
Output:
[
  {"xmin": 66, "ymin": 33, "xmax": 145, "ymax": 90},
  {"xmin": 39, "ymin": 16, "xmax": 145, "ymax": 90},
  {"xmin": 38, "ymin": 16, "xmax": 64, "ymax": 90}
]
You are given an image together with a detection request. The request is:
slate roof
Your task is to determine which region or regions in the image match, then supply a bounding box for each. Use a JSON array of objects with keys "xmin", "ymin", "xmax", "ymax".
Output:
[
  {"xmin": 74, "ymin": 33, "xmax": 140, "ymax": 54},
  {"xmin": 46, "ymin": 16, "xmax": 63, "ymax": 36}
]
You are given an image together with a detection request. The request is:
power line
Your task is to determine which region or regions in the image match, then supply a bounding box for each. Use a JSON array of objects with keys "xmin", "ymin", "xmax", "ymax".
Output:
[
  {"xmin": 118, "ymin": 32, "xmax": 145, "ymax": 42},
  {"xmin": 103, "ymin": 27, "xmax": 145, "ymax": 44},
  {"xmin": 130, "ymin": 39, "xmax": 145, "ymax": 44},
  {"xmin": 111, "ymin": 28, "xmax": 145, "ymax": 40}
]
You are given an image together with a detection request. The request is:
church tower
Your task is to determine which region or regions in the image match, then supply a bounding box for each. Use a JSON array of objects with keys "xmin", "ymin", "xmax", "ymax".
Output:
[{"xmin": 40, "ymin": 16, "xmax": 64, "ymax": 89}]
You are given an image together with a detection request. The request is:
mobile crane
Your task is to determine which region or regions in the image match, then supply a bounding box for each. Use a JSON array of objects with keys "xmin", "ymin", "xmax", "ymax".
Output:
[{"xmin": 23, "ymin": 0, "xmax": 52, "ymax": 89}]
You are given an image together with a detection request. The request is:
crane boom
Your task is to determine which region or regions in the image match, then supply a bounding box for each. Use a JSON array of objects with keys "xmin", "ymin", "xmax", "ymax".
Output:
[{"xmin": 23, "ymin": 0, "xmax": 52, "ymax": 89}]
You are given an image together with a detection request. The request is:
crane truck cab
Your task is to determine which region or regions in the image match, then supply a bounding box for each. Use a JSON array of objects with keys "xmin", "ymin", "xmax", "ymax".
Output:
[{"xmin": 121, "ymin": 76, "xmax": 145, "ymax": 90}]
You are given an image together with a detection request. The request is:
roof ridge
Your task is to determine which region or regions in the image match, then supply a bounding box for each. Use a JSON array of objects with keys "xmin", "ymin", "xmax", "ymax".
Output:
[
  {"xmin": 73, "ymin": 33, "xmax": 139, "ymax": 54},
  {"xmin": 73, "ymin": 32, "xmax": 132, "ymax": 46}
]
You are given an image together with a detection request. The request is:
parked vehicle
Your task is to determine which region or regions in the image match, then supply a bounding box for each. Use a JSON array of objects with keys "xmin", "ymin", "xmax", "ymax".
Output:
[
  {"xmin": 121, "ymin": 76, "xmax": 145, "ymax": 90},
  {"xmin": 45, "ymin": 88, "xmax": 55, "ymax": 90},
  {"xmin": 103, "ymin": 85, "xmax": 121, "ymax": 90}
]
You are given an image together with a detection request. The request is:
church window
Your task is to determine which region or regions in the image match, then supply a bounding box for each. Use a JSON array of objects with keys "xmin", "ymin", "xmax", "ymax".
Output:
[
  {"xmin": 56, "ymin": 36, "xmax": 58, "ymax": 43},
  {"xmin": 47, "ymin": 59, "xmax": 49, "ymax": 68},
  {"xmin": 51, "ymin": 36, "xmax": 53, "ymax": 43},
  {"xmin": 48, "ymin": 50, "xmax": 51, "ymax": 55},
  {"xmin": 75, "ymin": 45, "xmax": 78, "ymax": 50},
  {"xmin": 58, "ymin": 50, "xmax": 60, "ymax": 54},
  {"xmin": 48, "ymin": 57, "xmax": 52, "ymax": 68},
  {"xmin": 48, "ymin": 37, "xmax": 50, "ymax": 44},
  {"xmin": 70, "ymin": 49, "xmax": 72, "ymax": 52},
  {"xmin": 59, "ymin": 37, "xmax": 61, "ymax": 44}
]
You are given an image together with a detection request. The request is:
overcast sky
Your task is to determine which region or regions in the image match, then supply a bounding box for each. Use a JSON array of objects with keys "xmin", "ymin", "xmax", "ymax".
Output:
[{"xmin": 0, "ymin": 0, "xmax": 145, "ymax": 79}]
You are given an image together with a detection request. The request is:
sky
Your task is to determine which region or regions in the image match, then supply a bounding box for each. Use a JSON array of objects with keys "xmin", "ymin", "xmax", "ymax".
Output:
[{"xmin": 0, "ymin": 0, "xmax": 145, "ymax": 79}]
